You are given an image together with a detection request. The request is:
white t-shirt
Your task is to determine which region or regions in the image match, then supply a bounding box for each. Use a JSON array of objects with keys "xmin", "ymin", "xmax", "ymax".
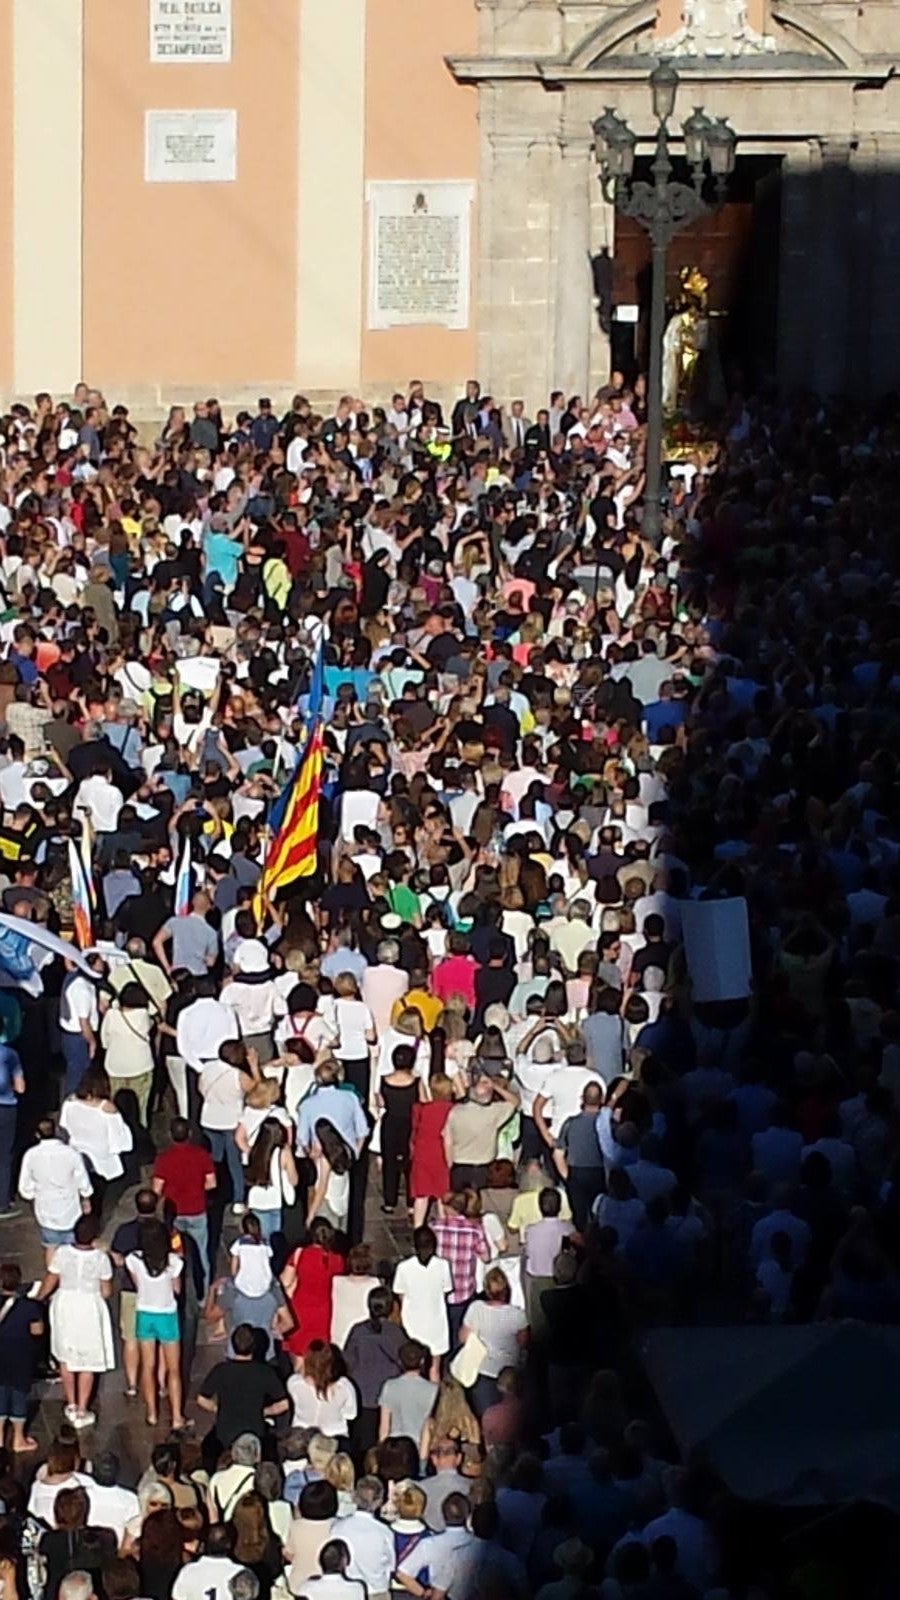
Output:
[
  {"xmin": 60, "ymin": 974, "xmax": 99, "ymax": 1035},
  {"xmin": 125, "ymin": 1251, "xmax": 184, "ymax": 1313},
  {"xmin": 339, "ymin": 789, "xmax": 380, "ymax": 841},
  {"xmin": 172, "ymin": 1556, "xmax": 246, "ymax": 1600},
  {"xmin": 74, "ymin": 774, "xmax": 124, "ymax": 833},
  {"xmin": 199, "ymin": 1061, "xmax": 244, "ymax": 1131},
  {"xmin": 230, "ymin": 1237, "xmax": 273, "ymax": 1298},
  {"xmin": 85, "ymin": 1480, "xmax": 141, "ymax": 1542},
  {"xmin": 537, "ymin": 1066, "xmax": 603, "ymax": 1133},
  {"xmin": 462, "ymin": 1299, "xmax": 529, "ymax": 1378},
  {"xmin": 334, "ymin": 998, "xmax": 375, "ymax": 1061},
  {"xmin": 0, "ymin": 761, "xmax": 27, "ymax": 811},
  {"xmin": 176, "ymin": 998, "xmax": 239, "ymax": 1072},
  {"xmin": 287, "ymin": 1372, "xmax": 358, "ymax": 1436}
]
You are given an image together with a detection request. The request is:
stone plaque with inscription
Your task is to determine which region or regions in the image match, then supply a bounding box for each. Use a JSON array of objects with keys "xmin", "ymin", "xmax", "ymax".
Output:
[
  {"xmin": 366, "ymin": 181, "xmax": 475, "ymax": 330},
  {"xmin": 145, "ymin": 109, "xmax": 237, "ymax": 182}
]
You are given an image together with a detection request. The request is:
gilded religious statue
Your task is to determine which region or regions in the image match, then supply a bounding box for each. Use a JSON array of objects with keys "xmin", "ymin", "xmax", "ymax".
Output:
[{"xmin": 661, "ymin": 265, "xmax": 720, "ymax": 418}]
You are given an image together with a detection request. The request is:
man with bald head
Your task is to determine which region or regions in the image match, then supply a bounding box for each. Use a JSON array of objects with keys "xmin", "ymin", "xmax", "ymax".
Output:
[{"xmin": 554, "ymin": 1082, "xmax": 607, "ymax": 1228}]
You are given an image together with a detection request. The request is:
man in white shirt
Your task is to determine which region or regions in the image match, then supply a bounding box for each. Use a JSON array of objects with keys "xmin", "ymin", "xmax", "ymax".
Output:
[
  {"xmin": 19, "ymin": 1116, "xmax": 93, "ymax": 1262},
  {"xmin": 83, "ymin": 1452, "xmax": 140, "ymax": 1543},
  {"xmin": 59, "ymin": 958, "xmax": 101, "ymax": 1095},
  {"xmin": 171, "ymin": 1525, "xmax": 248, "ymax": 1600},
  {"xmin": 73, "ymin": 767, "xmax": 123, "ymax": 833},
  {"xmin": 533, "ymin": 1043, "xmax": 605, "ymax": 1152},
  {"xmin": 176, "ymin": 984, "xmax": 240, "ymax": 1074},
  {"xmin": 0, "ymin": 737, "xmax": 28, "ymax": 811},
  {"xmin": 549, "ymin": 902, "xmax": 595, "ymax": 976},
  {"xmin": 340, "ymin": 1478, "xmax": 395, "ymax": 1600},
  {"xmin": 298, "ymin": 1539, "xmax": 366, "ymax": 1600}
]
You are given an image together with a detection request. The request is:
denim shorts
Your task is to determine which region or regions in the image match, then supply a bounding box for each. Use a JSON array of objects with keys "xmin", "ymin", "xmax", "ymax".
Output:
[
  {"xmin": 0, "ymin": 1384, "xmax": 29, "ymax": 1420},
  {"xmin": 135, "ymin": 1309, "xmax": 180, "ymax": 1345},
  {"xmin": 40, "ymin": 1226, "xmax": 75, "ymax": 1248}
]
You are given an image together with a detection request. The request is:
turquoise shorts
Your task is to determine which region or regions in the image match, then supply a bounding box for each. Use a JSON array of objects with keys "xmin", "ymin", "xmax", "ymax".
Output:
[{"xmin": 135, "ymin": 1308, "xmax": 180, "ymax": 1345}]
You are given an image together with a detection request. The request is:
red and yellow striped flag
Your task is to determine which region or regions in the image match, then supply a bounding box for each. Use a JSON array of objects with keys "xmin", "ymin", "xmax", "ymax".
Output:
[{"xmin": 260, "ymin": 720, "xmax": 324, "ymax": 900}]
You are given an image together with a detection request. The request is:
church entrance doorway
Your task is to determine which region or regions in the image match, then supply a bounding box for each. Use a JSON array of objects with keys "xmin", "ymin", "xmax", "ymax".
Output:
[{"xmin": 610, "ymin": 153, "xmax": 782, "ymax": 394}]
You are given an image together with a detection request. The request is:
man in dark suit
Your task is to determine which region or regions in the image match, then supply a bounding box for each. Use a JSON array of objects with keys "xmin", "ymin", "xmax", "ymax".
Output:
[
  {"xmin": 451, "ymin": 379, "xmax": 481, "ymax": 438},
  {"xmin": 507, "ymin": 399, "xmax": 532, "ymax": 452},
  {"xmin": 524, "ymin": 408, "xmax": 552, "ymax": 461}
]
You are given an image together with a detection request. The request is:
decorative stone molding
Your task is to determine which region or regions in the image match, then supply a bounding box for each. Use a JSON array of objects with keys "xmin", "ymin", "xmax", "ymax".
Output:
[{"xmin": 653, "ymin": 0, "xmax": 776, "ymax": 55}]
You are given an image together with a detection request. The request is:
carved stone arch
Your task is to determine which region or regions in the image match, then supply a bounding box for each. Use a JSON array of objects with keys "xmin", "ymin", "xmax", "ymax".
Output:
[
  {"xmin": 769, "ymin": 0, "xmax": 863, "ymax": 66},
  {"xmin": 562, "ymin": 0, "xmax": 863, "ymax": 69},
  {"xmin": 563, "ymin": 0, "xmax": 658, "ymax": 69}
]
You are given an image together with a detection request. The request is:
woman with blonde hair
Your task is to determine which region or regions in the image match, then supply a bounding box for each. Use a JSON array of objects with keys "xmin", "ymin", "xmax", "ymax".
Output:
[
  {"xmin": 500, "ymin": 885, "xmax": 532, "ymax": 965},
  {"xmin": 420, "ymin": 1376, "xmax": 481, "ymax": 1462},
  {"xmin": 440, "ymin": 1005, "xmax": 476, "ymax": 1087},
  {"xmin": 459, "ymin": 1267, "xmax": 529, "ymax": 1416},
  {"xmin": 332, "ymin": 972, "xmax": 376, "ymax": 1105},
  {"xmin": 390, "ymin": 1481, "xmax": 428, "ymax": 1568},
  {"xmin": 323, "ymin": 1451, "xmax": 356, "ymax": 1517},
  {"xmin": 511, "ymin": 611, "xmax": 544, "ymax": 667}
]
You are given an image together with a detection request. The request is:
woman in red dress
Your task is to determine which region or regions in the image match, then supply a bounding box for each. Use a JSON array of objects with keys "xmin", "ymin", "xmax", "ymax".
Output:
[
  {"xmin": 280, "ymin": 1217, "xmax": 344, "ymax": 1358},
  {"xmin": 409, "ymin": 1075, "xmax": 454, "ymax": 1226}
]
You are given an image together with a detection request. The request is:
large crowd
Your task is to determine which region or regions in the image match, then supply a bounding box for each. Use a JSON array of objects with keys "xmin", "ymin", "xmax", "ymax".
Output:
[{"xmin": 0, "ymin": 374, "xmax": 895, "ymax": 1599}]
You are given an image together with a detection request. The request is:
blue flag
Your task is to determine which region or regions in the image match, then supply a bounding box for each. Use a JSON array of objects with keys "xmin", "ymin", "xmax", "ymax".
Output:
[{"xmin": 307, "ymin": 636, "xmax": 325, "ymax": 724}]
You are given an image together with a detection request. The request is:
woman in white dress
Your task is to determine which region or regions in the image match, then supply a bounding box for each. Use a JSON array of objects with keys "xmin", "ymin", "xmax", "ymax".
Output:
[
  {"xmin": 40, "ymin": 1213, "xmax": 114, "ymax": 1429},
  {"xmin": 59, "ymin": 1065, "xmax": 133, "ymax": 1214},
  {"xmin": 392, "ymin": 1225, "xmax": 452, "ymax": 1382}
]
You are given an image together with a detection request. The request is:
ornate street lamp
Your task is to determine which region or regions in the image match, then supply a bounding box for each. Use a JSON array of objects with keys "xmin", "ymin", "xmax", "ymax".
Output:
[{"xmin": 592, "ymin": 64, "xmax": 736, "ymax": 544}]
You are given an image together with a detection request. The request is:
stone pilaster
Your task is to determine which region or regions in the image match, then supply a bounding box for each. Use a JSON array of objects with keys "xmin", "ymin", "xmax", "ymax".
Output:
[
  {"xmin": 776, "ymin": 140, "xmax": 817, "ymax": 394},
  {"xmin": 865, "ymin": 135, "xmax": 900, "ymax": 396},
  {"xmin": 812, "ymin": 139, "xmax": 853, "ymax": 396},
  {"xmin": 553, "ymin": 135, "xmax": 595, "ymax": 401},
  {"xmin": 476, "ymin": 113, "xmax": 558, "ymax": 408}
]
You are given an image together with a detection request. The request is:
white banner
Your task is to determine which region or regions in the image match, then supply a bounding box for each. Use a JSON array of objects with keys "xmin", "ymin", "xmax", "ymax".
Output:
[
  {"xmin": 680, "ymin": 896, "xmax": 752, "ymax": 1003},
  {"xmin": 145, "ymin": 109, "xmax": 237, "ymax": 183},
  {"xmin": 150, "ymin": 0, "xmax": 232, "ymax": 63}
]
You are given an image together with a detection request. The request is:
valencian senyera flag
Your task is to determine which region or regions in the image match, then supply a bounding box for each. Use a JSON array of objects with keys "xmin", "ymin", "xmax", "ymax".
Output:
[
  {"xmin": 259, "ymin": 719, "xmax": 324, "ymax": 907},
  {"xmin": 68, "ymin": 837, "xmax": 94, "ymax": 951}
]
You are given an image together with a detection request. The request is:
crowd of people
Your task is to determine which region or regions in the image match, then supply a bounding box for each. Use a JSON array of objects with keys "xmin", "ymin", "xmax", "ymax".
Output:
[{"xmin": 0, "ymin": 372, "xmax": 894, "ymax": 1599}]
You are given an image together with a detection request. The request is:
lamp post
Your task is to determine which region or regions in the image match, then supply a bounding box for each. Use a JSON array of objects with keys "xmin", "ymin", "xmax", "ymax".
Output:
[{"xmin": 592, "ymin": 64, "xmax": 736, "ymax": 545}]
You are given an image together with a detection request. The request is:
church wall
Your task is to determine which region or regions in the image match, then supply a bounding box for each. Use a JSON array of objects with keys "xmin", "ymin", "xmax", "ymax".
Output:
[
  {"xmin": 361, "ymin": 0, "xmax": 480, "ymax": 393},
  {"xmin": 0, "ymin": 4, "xmax": 12, "ymax": 393},
  {"xmin": 81, "ymin": 0, "xmax": 301, "ymax": 393}
]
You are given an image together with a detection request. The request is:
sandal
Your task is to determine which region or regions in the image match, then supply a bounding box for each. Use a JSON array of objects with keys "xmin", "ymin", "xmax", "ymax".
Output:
[
  {"xmin": 145, "ymin": 1414, "xmax": 158, "ymax": 1428},
  {"xmin": 123, "ymin": 1387, "xmax": 138, "ymax": 1400}
]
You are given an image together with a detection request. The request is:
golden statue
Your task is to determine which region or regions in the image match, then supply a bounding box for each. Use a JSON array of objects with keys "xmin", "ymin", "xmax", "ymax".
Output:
[{"xmin": 662, "ymin": 265, "xmax": 709, "ymax": 416}]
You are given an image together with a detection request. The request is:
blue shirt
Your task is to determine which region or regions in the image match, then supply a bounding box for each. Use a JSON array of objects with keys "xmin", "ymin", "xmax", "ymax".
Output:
[
  {"xmin": 644, "ymin": 698, "xmax": 686, "ymax": 741},
  {"xmin": 204, "ymin": 530, "xmax": 244, "ymax": 589},
  {"xmin": 0, "ymin": 1044, "xmax": 23, "ymax": 1107},
  {"xmin": 296, "ymin": 1084, "xmax": 368, "ymax": 1154},
  {"xmin": 320, "ymin": 948, "xmax": 368, "ymax": 986},
  {"xmin": 8, "ymin": 651, "xmax": 37, "ymax": 686}
]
